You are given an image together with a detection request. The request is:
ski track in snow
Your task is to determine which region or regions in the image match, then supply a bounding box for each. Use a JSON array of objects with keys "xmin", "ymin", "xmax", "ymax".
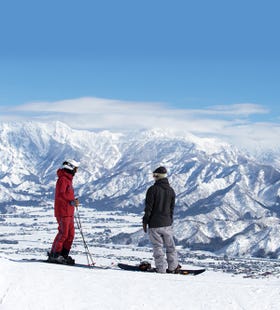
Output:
[{"xmin": 1, "ymin": 257, "xmax": 280, "ymax": 310}]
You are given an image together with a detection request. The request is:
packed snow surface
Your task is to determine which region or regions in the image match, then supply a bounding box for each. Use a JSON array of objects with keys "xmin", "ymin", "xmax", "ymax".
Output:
[{"xmin": 1, "ymin": 256, "xmax": 280, "ymax": 310}]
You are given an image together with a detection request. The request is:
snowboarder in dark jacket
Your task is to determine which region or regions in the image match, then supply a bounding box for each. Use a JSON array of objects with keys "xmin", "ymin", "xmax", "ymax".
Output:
[
  {"xmin": 143, "ymin": 166, "xmax": 180, "ymax": 273},
  {"xmin": 48, "ymin": 159, "xmax": 80, "ymax": 265}
]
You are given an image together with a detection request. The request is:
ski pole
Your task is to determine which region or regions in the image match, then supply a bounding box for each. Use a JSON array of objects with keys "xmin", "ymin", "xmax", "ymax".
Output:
[
  {"xmin": 75, "ymin": 208, "xmax": 95, "ymax": 266},
  {"xmin": 75, "ymin": 207, "xmax": 95, "ymax": 266},
  {"xmin": 74, "ymin": 206, "xmax": 95, "ymax": 266}
]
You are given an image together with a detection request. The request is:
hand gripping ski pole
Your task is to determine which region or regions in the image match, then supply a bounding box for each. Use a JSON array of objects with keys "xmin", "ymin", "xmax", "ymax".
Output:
[{"xmin": 74, "ymin": 206, "xmax": 95, "ymax": 266}]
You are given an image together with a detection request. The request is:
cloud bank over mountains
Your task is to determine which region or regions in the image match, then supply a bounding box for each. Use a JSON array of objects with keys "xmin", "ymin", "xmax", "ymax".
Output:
[{"xmin": 1, "ymin": 97, "xmax": 279, "ymax": 152}]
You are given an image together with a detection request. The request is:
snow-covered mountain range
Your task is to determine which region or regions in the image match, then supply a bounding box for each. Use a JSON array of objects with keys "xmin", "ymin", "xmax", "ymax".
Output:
[{"xmin": 1, "ymin": 121, "xmax": 280, "ymax": 258}]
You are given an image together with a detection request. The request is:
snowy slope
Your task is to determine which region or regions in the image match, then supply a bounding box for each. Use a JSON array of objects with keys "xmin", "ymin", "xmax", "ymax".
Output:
[
  {"xmin": 1, "ymin": 121, "xmax": 280, "ymax": 258},
  {"xmin": 1, "ymin": 256, "xmax": 280, "ymax": 310}
]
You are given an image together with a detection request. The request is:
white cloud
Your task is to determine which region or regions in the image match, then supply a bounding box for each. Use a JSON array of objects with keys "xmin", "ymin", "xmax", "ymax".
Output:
[
  {"xmin": 1, "ymin": 97, "xmax": 279, "ymax": 152},
  {"xmin": 203, "ymin": 103, "xmax": 269, "ymax": 116}
]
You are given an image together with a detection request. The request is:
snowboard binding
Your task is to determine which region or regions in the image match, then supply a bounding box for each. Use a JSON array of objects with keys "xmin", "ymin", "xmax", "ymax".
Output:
[{"xmin": 139, "ymin": 261, "xmax": 152, "ymax": 271}]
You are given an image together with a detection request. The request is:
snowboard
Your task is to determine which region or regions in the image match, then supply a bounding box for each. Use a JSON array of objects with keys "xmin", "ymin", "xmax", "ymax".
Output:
[{"xmin": 117, "ymin": 263, "xmax": 206, "ymax": 275}]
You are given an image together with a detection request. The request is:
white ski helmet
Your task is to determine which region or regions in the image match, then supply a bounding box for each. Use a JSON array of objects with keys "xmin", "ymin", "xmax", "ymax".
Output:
[{"xmin": 62, "ymin": 159, "xmax": 80, "ymax": 170}]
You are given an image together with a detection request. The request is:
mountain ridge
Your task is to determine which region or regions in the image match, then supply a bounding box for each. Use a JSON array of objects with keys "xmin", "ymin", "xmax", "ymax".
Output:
[{"xmin": 1, "ymin": 120, "xmax": 280, "ymax": 258}]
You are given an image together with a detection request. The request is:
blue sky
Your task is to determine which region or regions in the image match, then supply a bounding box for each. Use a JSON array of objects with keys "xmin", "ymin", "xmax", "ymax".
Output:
[{"xmin": 0, "ymin": 0, "xmax": 280, "ymax": 151}]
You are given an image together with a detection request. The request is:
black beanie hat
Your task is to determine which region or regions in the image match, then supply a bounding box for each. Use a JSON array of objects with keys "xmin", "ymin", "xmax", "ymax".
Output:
[{"xmin": 153, "ymin": 166, "xmax": 167, "ymax": 174}]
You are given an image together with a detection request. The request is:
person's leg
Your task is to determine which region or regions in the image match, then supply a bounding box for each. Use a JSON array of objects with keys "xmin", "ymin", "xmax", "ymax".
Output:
[
  {"xmin": 162, "ymin": 226, "xmax": 179, "ymax": 272},
  {"xmin": 61, "ymin": 216, "xmax": 75, "ymax": 254},
  {"xmin": 149, "ymin": 227, "xmax": 166, "ymax": 273},
  {"xmin": 51, "ymin": 217, "xmax": 70, "ymax": 255},
  {"xmin": 60, "ymin": 217, "xmax": 75, "ymax": 264}
]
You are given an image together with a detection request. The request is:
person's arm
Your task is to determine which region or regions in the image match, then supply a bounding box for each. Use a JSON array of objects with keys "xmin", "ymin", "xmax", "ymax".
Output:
[{"xmin": 142, "ymin": 187, "xmax": 154, "ymax": 232}]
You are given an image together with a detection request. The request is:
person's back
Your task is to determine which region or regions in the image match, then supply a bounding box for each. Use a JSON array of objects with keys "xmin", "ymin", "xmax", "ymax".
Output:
[{"xmin": 144, "ymin": 177, "xmax": 175, "ymax": 228}]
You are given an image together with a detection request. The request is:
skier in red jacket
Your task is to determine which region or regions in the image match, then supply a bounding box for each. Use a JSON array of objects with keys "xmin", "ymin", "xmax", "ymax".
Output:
[{"xmin": 48, "ymin": 159, "xmax": 80, "ymax": 264}]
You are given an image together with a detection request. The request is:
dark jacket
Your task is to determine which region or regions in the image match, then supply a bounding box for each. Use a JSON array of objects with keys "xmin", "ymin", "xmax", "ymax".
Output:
[
  {"xmin": 143, "ymin": 178, "xmax": 175, "ymax": 228},
  {"xmin": 54, "ymin": 169, "xmax": 76, "ymax": 218}
]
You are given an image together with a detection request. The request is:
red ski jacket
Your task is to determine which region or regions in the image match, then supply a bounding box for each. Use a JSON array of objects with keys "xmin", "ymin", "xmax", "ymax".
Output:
[{"xmin": 54, "ymin": 169, "xmax": 76, "ymax": 218}]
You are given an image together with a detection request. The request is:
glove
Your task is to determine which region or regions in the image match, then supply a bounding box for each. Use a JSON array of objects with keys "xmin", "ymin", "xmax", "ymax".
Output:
[
  {"xmin": 74, "ymin": 198, "xmax": 79, "ymax": 207},
  {"xmin": 143, "ymin": 223, "xmax": 147, "ymax": 233}
]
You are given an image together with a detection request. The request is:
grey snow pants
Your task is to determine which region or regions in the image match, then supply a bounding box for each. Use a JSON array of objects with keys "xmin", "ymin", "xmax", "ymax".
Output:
[{"xmin": 148, "ymin": 225, "xmax": 178, "ymax": 273}]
